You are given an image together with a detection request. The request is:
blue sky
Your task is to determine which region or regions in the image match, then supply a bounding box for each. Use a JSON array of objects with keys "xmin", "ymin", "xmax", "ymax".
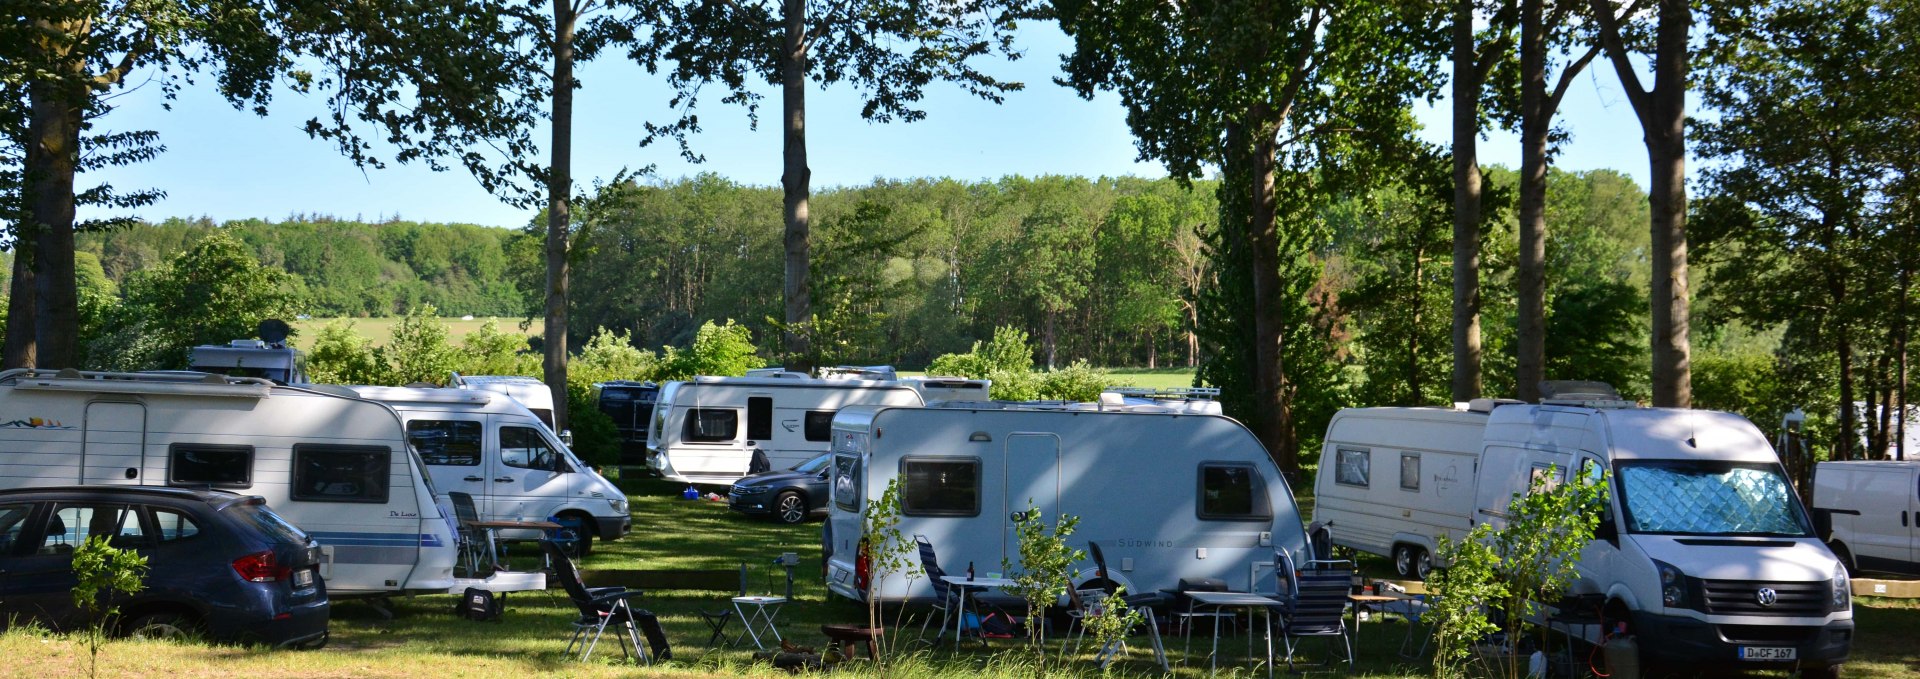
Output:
[{"xmin": 83, "ymin": 24, "xmax": 1666, "ymax": 229}]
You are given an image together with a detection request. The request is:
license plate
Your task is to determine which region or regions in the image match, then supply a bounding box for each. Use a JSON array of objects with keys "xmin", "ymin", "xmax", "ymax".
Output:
[
  {"xmin": 1740, "ymin": 646, "xmax": 1796, "ymax": 660},
  {"xmin": 294, "ymin": 568, "xmax": 315, "ymax": 588}
]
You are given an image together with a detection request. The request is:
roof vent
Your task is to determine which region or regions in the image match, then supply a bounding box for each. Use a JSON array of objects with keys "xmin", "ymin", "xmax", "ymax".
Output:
[{"xmin": 1537, "ymin": 381, "xmax": 1636, "ymax": 408}]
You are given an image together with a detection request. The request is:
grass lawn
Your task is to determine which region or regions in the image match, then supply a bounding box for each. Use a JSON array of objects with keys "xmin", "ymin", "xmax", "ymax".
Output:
[
  {"xmin": 6, "ymin": 476, "xmax": 1914, "ymax": 677},
  {"xmin": 292, "ymin": 317, "xmax": 535, "ymax": 348}
]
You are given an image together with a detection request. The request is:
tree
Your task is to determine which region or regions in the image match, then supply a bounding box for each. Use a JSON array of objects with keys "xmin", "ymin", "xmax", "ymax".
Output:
[
  {"xmin": 634, "ymin": 0, "xmax": 1041, "ymax": 373},
  {"xmin": 305, "ymin": 321, "xmax": 385, "ymax": 385},
  {"xmin": 1589, "ymin": 0, "xmax": 1692, "ymax": 407},
  {"xmin": 1450, "ymin": 0, "xmax": 1516, "ymax": 402},
  {"xmin": 1057, "ymin": 0, "xmax": 1447, "ymax": 473},
  {"xmin": 89, "ymin": 231, "xmax": 300, "ymax": 371},
  {"xmin": 378, "ymin": 305, "xmax": 462, "ymax": 385}
]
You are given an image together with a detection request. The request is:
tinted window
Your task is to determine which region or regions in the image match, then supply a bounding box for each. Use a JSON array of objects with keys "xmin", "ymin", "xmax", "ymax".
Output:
[
  {"xmin": 1400, "ymin": 454, "xmax": 1420, "ymax": 491},
  {"xmin": 1334, "ymin": 449, "xmax": 1370, "ymax": 487},
  {"xmin": 900, "ymin": 458, "xmax": 980, "ymax": 516},
  {"xmin": 793, "ymin": 453, "xmax": 832, "ymax": 474},
  {"xmin": 501, "ymin": 426, "xmax": 564, "ymax": 472},
  {"xmin": 291, "ymin": 445, "xmax": 392, "ymax": 503},
  {"xmin": 153, "ymin": 508, "xmax": 201, "ymax": 543},
  {"xmin": 748, "ymin": 397, "xmax": 773, "ymax": 441},
  {"xmin": 0, "ymin": 503, "xmax": 33, "ymax": 555},
  {"xmin": 42, "ymin": 504, "xmax": 145, "ymax": 553},
  {"xmin": 684, "ymin": 408, "xmax": 738, "ymax": 442},
  {"xmin": 804, "ymin": 411, "xmax": 834, "ymax": 442},
  {"xmin": 169, "ymin": 444, "xmax": 253, "ymax": 488},
  {"xmin": 410, "ymin": 420, "xmax": 483, "ymax": 466},
  {"xmin": 1199, "ymin": 463, "xmax": 1271, "ymax": 520},
  {"xmin": 226, "ymin": 503, "xmax": 309, "ymax": 545},
  {"xmin": 832, "ymin": 453, "xmax": 862, "ymax": 511}
]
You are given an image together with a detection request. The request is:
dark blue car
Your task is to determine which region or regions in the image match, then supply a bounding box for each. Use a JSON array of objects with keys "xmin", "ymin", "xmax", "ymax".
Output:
[
  {"xmin": 0, "ymin": 486, "xmax": 329, "ymax": 648},
  {"xmin": 728, "ymin": 453, "xmax": 832, "ymax": 524}
]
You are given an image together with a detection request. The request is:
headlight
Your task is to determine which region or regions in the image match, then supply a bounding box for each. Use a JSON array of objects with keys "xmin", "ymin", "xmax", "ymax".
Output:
[
  {"xmin": 736, "ymin": 486, "xmax": 768, "ymax": 496},
  {"xmin": 1832, "ymin": 564, "xmax": 1851, "ymax": 612},
  {"xmin": 1654, "ymin": 559, "xmax": 1688, "ymax": 609},
  {"xmin": 608, "ymin": 498, "xmax": 628, "ymax": 514}
]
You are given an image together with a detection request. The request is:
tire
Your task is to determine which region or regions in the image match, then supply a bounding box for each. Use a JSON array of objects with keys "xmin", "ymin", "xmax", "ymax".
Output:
[
  {"xmin": 1800, "ymin": 664, "xmax": 1842, "ymax": 679},
  {"xmin": 125, "ymin": 611, "xmax": 199, "ymax": 641},
  {"xmin": 1413, "ymin": 548, "xmax": 1434, "ymax": 581},
  {"xmin": 775, "ymin": 491, "xmax": 807, "ymax": 525},
  {"xmin": 1393, "ymin": 545, "xmax": 1415, "ymax": 578}
]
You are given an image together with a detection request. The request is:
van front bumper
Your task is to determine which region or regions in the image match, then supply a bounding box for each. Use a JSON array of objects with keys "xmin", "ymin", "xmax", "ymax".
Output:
[
  {"xmin": 594, "ymin": 514, "xmax": 631, "ymax": 541},
  {"xmin": 1629, "ymin": 611, "xmax": 1851, "ymax": 671}
]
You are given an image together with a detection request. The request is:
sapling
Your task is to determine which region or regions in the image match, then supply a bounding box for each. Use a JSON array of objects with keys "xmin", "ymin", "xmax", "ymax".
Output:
[
  {"xmin": 71, "ymin": 534, "xmax": 149, "ymax": 679},
  {"xmin": 1078, "ymin": 585, "xmax": 1145, "ymax": 671},
  {"xmin": 1002, "ymin": 504, "xmax": 1084, "ymax": 675},
  {"xmin": 859, "ymin": 478, "xmax": 914, "ymax": 667}
]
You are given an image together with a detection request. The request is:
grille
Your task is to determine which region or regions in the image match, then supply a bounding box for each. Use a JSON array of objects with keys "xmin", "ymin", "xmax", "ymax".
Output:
[
  {"xmin": 1700, "ymin": 579, "xmax": 1827, "ymax": 617},
  {"xmin": 1719, "ymin": 624, "xmax": 1819, "ymax": 644}
]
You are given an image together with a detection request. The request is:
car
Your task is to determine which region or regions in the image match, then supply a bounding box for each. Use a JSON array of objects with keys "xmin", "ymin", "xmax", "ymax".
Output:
[
  {"xmin": 728, "ymin": 453, "xmax": 832, "ymax": 524},
  {"xmin": 0, "ymin": 486, "xmax": 329, "ymax": 648}
]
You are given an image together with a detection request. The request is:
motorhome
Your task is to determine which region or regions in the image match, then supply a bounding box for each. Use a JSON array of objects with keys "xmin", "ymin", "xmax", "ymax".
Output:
[
  {"xmin": 1311, "ymin": 404, "xmax": 1493, "ymax": 578},
  {"xmin": 822, "ymin": 399, "xmax": 1308, "ymax": 604},
  {"xmin": 0, "ymin": 369, "xmax": 457, "ymax": 597},
  {"xmin": 325, "ymin": 385, "xmax": 631, "ymax": 555},
  {"xmin": 646, "ymin": 374, "xmax": 990, "ymax": 485},
  {"xmin": 1812, "ymin": 460, "xmax": 1919, "ymax": 576},
  {"xmin": 449, "ymin": 374, "xmax": 556, "ymax": 429},
  {"xmin": 1317, "ymin": 384, "xmax": 1852, "ymax": 677}
]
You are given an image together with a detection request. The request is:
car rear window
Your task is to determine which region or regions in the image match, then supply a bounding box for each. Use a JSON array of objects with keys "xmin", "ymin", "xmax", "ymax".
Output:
[
  {"xmin": 152, "ymin": 508, "xmax": 201, "ymax": 543},
  {"xmin": 225, "ymin": 503, "xmax": 309, "ymax": 545}
]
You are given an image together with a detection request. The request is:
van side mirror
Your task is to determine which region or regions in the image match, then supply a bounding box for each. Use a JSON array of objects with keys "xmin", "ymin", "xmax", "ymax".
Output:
[
  {"xmin": 559, "ymin": 429, "xmax": 574, "ymax": 447},
  {"xmin": 1595, "ymin": 516, "xmax": 1618, "ymax": 543}
]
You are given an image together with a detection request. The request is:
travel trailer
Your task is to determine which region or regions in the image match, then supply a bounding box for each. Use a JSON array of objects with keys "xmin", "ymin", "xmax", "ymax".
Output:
[
  {"xmin": 0, "ymin": 369, "xmax": 458, "ymax": 597},
  {"xmin": 1316, "ymin": 384, "xmax": 1852, "ymax": 676},
  {"xmin": 596, "ymin": 381, "xmax": 659, "ymax": 466},
  {"xmin": 1312, "ymin": 403, "xmax": 1504, "ymax": 578},
  {"xmin": 646, "ymin": 374, "xmax": 990, "ymax": 485},
  {"xmin": 822, "ymin": 400, "xmax": 1308, "ymax": 604},
  {"xmin": 325, "ymin": 385, "xmax": 631, "ymax": 554},
  {"xmin": 1812, "ymin": 460, "xmax": 1919, "ymax": 576},
  {"xmin": 449, "ymin": 374, "xmax": 556, "ymax": 429}
]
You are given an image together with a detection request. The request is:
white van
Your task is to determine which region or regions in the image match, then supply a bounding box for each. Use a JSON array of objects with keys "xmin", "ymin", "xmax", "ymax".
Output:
[
  {"xmin": 0, "ymin": 369, "xmax": 458, "ymax": 597},
  {"xmin": 448, "ymin": 374, "xmax": 556, "ymax": 430},
  {"xmin": 329, "ymin": 385, "xmax": 630, "ymax": 554},
  {"xmin": 822, "ymin": 400, "xmax": 1308, "ymax": 604},
  {"xmin": 646, "ymin": 375, "xmax": 990, "ymax": 485},
  {"xmin": 1812, "ymin": 460, "xmax": 1919, "ymax": 576},
  {"xmin": 1312, "ymin": 404, "xmax": 1493, "ymax": 578}
]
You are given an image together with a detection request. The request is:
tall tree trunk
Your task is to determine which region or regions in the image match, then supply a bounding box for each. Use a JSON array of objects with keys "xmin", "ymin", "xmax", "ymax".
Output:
[
  {"xmin": 1450, "ymin": 0, "xmax": 1484, "ymax": 403},
  {"xmin": 1248, "ymin": 106, "xmax": 1297, "ymax": 475},
  {"xmin": 1838, "ymin": 335, "xmax": 1855, "ymax": 460},
  {"xmin": 1644, "ymin": 0, "xmax": 1691, "ymax": 408},
  {"xmin": 26, "ymin": 59, "xmax": 83, "ymax": 369},
  {"xmin": 1899, "ymin": 261, "xmax": 1911, "ymax": 460},
  {"xmin": 780, "ymin": 0, "xmax": 812, "ymax": 373},
  {"xmin": 1409, "ymin": 242, "xmax": 1424, "ymax": 405},
  {"xmin": 1515, "ymin": 0, "xmax": 1549, "ymax": 402},
  {"xmin": 4, "ymin": 240, "xmax": 38, "ymax": 369},
  {"xmin": 1147, "ymin": 329, "xmax": 1157, "ymax": 369},
  {"xmin": 544, "ymin": 1, "xmax": 576, "ymax": 430},
  {"xmin": 1044, "ymin": 311, "xmax": 1057, "ymax": 369}
]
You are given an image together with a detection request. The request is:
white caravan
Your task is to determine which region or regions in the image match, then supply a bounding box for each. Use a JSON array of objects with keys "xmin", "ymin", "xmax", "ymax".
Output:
[
  {"xmin": 1812, "ymin": 460, "xmax": 1920, "ymax": 576},
  {"xmin": 0, "ymin": 369, "xmax": 457, "ymax": 597},
  {"xmin": 449, "ymin": 374, "xmax": 557, "ymax": 430},
  {"xmin": 1318, "ymin": 388, "xmax": 1852, "ymax": 676},
  {"xmin": 326, "ymin": 386, "xmax": 631, "ymax": 552},
  {"xmin": 822, "ymin": 401, "xmax": 1308, "ymax": 604},
  {"xmin": 646, "ymin": 375, "xmax": 990, "ymax": 485},
  {"xmin": 1312, "ymin": 403, "xmax": 1496, "ymax": 578}
]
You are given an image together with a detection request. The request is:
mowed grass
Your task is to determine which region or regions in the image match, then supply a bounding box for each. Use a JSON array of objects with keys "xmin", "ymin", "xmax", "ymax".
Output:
[
  {"xmin": 5, "ymin": 476, "xmax": 1914, "ymax": 678},
  {"xmin": 292, "ymin": 317, "xmax": 535, "ymax": 348}
]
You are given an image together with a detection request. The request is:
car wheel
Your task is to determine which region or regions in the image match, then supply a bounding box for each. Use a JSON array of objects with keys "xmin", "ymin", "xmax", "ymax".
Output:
[
  {"xmin": 775, "ymin": 491, "xmax": 807, "ymax": 525},
  {"xmin": 1393, "ymin": 545, "xmax": 1414, "ymax": 578},
  {"xmin": 1414, "ymin": 549, "xmax": 1434, "ymax": 581},
  {"xmin": 126, "ymin": 611, "xmax": 199, "ymax": 641}
]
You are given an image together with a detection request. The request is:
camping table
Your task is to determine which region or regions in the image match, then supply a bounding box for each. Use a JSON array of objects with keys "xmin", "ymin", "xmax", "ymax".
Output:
[
  {"xmin": 939, "ymin": 575, "xmax": 1016, "ymax": 644},
  {"xmin": 466, "ymin": 519, "xmax": 561, "ymax": 572},
  {"xmin": 1182, "ymin": 590, "xmax": 1281, "ymax": 678},
  {"xmin": 731, "ymin": 595, "xmax": 787, "ymax": 649},
  {"xmin": 1346, "ymin": 593, "xmax": 1400, "ymax": 645}
]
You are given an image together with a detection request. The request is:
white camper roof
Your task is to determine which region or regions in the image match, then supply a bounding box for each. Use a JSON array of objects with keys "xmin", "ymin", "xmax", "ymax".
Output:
[
  {"xmin": 1486, "ymin": 404, "xmax": 1779, "ymax": 463},
  {"xmin": 324, "ymin": 385, "xmax": 497, "ymax": 408},
  {"xmin": 2, "ymin": 368, "xmax": 277, "ymax": 399}
]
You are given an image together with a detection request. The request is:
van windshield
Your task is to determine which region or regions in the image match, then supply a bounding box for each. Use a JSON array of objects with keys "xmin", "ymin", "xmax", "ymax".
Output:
[{"xmin": 1617, "ymin": 461, "xmax": 1812, "ymax": 537}]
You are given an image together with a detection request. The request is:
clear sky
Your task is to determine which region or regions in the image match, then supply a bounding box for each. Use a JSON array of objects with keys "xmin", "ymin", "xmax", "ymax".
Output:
[{"xmin": 81, "ymin": 24, "xmax": 1669, "ymax": 229}]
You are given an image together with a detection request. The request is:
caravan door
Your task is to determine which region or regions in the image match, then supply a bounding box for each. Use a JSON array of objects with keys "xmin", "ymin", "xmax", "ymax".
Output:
[
  {"xmin": 1004, "ymin": 433, "xmax": 1062, "ymax": 567},
  {"xmin": 82, "ymin": 402, "xmax": 146, "ymax": 485}
]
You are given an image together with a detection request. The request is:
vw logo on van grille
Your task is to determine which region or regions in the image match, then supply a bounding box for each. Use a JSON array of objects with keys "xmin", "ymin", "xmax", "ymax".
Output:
[{"xmin": 1755, "ymin": 587, "xmax": 1778, "ymax": 607}]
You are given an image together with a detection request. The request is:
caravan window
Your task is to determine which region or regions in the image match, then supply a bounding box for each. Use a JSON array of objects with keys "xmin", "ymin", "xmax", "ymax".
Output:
[
  {"xmin": 900, "ymin": 458, "xmax": 980, "ymax": 517},
  {"xmin": 748, "ymin": 397, "xmax": 774, "ymax": 441},
  {"xmin": 169, "ymin": 444, "xmax": 254, "ymax": 488},
  {"xmin": 1334, "ymin": 449, "xmax": 1370, "ymax": 487},
  {"xmin": 1400, "ymin": 454, "xmax": 1420, "ymax": 491},
  {"xmin": 291, "ymin": 445, "xmax": 392, "ymax": 503},
  {"xmin": 408, "ymin": 420, "xmax": 482, "ymax": 466},
  {"xmin": 685, "ymin": 408, "xmax": 739, "ymax": 442},
  {"xmin": 804, "ymin": 411, "xmax": 834, "ymax": 442},
  {"xmin": 832, "ymin": 453, "xmax": 862, "ymax": 511},
  {"xmin": 501, "ymin": 426, "xmax": 565, "ymax": 472},
  {"xmin": 1198, "ymin": 463, "xmax": 1272, "ymax": 521}
]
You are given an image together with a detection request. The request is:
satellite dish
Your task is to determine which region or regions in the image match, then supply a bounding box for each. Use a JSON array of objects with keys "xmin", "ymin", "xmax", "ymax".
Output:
[{"xmin": 258, "ymin": 319, "xmax": 292, "ymax": 345}]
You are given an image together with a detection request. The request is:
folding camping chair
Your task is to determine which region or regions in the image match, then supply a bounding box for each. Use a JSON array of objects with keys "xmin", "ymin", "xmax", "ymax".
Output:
[
  {"xmin": 542, "ymin": 541, "xmax": 658, "ymax": 665},
  {"xmin": 1270, "ymin": 551, "xmax": 1354, "ymax": 670},
  {"xmin": 1065, "ymin": 542, "xmax": 1168, "ymax": 671},
  {"xmin": 915, "ymin": 535, "xmax": 985, "ymax": 643},
  {"xmin": 448, "ymin": 492, "xmax": 487, "ymax": 575}
]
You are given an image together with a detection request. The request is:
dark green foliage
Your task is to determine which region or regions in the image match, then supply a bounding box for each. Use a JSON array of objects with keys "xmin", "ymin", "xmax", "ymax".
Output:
[{"xmin": 87, "ymin": 231, "xmax": 301, "ymax": 371}]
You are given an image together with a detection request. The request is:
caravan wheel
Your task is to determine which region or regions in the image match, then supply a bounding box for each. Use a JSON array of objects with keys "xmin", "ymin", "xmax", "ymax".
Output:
[
  {"xmin": 1413, "ymin": 549, "xmax": 1433, "ymax": 581},
  {"xmin": 1393, "ymin": 545, "xmax": 1415, "ymax": 578}
]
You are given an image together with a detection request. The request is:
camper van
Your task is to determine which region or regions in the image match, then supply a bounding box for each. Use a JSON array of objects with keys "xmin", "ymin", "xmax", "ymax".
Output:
[
  {"xmin": 1317, "ymin": 387, "xmax": 1852, "ymax": 677},
  {"xmin": 822, "ymin": 400, "xmax": 1308, "ymax": 604},
  {"xmin": 449, "ymin": 374, "xmax": 556, "ymax": 429},
  {"xmin": 329, "ymin": 385, "xmax": 631, "ymax": 554},
  {"xmin": 0, "ymin": 369, "xmax": 457, "ymax": 597},
  {"xmin": 646, "ymin": 374, "xmax": 991, "ymax": 485},
  {"xmin": 1812, "ymin": 460, "xmax": 1920, "ymax": 576}
]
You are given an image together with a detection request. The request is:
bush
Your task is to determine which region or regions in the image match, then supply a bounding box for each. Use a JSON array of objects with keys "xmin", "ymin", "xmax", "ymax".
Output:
[
  {"xmin": 930, "ymin": 327, "xmax": 1127, "ymax": 402},
  {"xmin": 1037, "ymin": 360, "xmax": 1115, "ymax": 402}
]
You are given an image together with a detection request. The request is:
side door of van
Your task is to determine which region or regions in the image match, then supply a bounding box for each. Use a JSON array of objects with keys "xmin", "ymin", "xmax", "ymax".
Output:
[
  {"xmin": 408, "ymin": 417, "xmax": 490, "ymax": 516},
  {"xmin": 1909, "ymin": 466, "xmax": 1920, "ymax": 571},
  {"xmin": 1850, "ymin": 465, "xmax": 1910, "ymax": 570},
  {"xmin": 489, "ymin": 416, "xmax": 573, "ymax": 522}
]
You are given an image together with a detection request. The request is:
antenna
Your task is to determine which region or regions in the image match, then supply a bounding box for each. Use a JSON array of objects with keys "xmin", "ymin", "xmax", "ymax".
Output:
[{"xmin": 257, "ymin": 319, "xmax": 291, "ymax": 347}]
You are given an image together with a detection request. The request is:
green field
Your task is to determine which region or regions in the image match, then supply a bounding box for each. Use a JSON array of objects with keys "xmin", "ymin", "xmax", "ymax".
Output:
[
  {"xmin": 292, "ymin": 316, "xmax": 537, "ymax": 349},
  {"xmin": 5, "ymin": 477, "xmax": 1912, "ymax": 678}
]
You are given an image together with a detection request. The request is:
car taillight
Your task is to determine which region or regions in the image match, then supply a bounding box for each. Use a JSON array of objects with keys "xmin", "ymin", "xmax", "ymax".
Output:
[
  {"xmin": 233, "ymin": 550, "xmax": 290, "ymax": 583},
  {"xmin": 855, "ymin": 538, "xmax": 871, "ymax": 593}
]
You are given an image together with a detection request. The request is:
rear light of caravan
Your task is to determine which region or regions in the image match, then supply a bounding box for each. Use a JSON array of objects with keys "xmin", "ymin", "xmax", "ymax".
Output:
[
  {"xmin": 233, "ymin": 550, "xmax": 291, "ymax": 583},
  {"xmin": 855, "ymin": 538, "xmax": 871, "ymax": 593}
]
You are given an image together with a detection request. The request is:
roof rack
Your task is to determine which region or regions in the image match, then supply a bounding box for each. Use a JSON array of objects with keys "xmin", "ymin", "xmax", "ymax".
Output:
[
  {"xmin": 1105, "ymin": 386, "xmax": 1220, "ymax": 401},
  {"xmin": 818, "ymin": 365, "xmax": 899, "ymax": 381}
]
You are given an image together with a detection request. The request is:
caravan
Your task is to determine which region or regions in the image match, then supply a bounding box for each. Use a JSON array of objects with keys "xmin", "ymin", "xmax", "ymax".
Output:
[
  {"xmin": 822, "ymin": 399, "xmax": 1307, "ymax": 603},
  {"xmin": 1311, "ymin": 404, "xmax": 1494, "ymax": 578},
  {"xmin": 0, "ymin": 369, "xmax": 457, "ymax": 597},
  {"xmin": 646, "ymin": 374, "xmax": 990, "ymax": 485}
]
